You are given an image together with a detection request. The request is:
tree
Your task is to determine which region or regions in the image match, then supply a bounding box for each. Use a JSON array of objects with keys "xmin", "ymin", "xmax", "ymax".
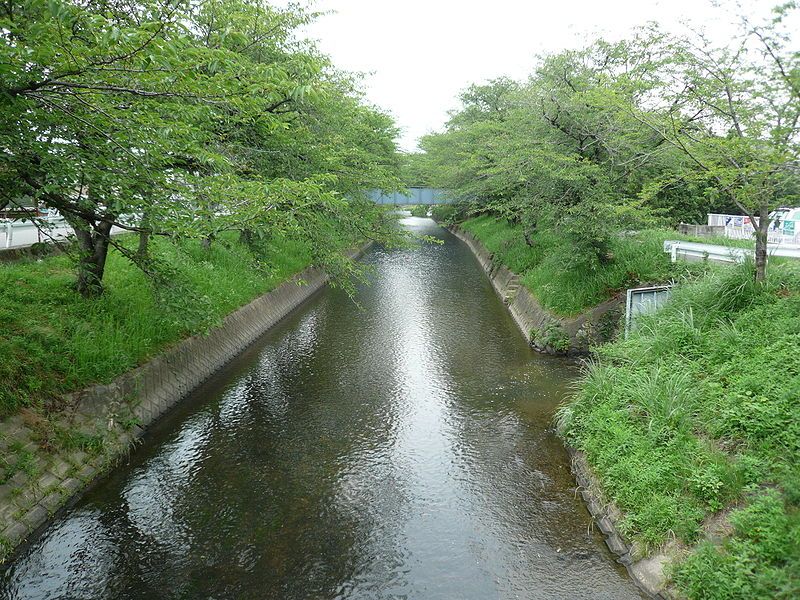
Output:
[
  {"xmin": 421, "ymin": 7, "xmax": 800, "ymax": 280},
  {"xmin": 398, "ymin": 153, "xmax": 435, "ymax": 188},
  {"xmin": 1, "ymin": 0, "xmax": 407, "ymax": 296},
  {"xmin": 421, "ymin": 45, "xmax": 667, "ymax": 267},
  {"xmin": 627, "ymin": 6, "xmax": 800, "ymax": 281}
]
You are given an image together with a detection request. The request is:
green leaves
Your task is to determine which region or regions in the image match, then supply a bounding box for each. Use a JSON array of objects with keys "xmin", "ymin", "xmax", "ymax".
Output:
[
  {"xmin": 423, "ymin": 3, "xmax": 800, "ymax": 282},
  {"xmin": 1, "ymin": 0, "xmax": 406, "ymax": 294}
]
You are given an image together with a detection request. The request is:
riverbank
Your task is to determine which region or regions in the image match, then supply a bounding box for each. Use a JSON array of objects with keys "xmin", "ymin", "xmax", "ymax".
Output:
[
  {"xmin": 0, "ymin": 234, "xmax": 314, "ymax": 417},
  {"xmin": 0, "ymin": 235, "xmax": 367, "ymax": 562},
  {"xmin": 446, "ymin": 214, "xmax": 719, "ymax": 354},
  {"xmin": 2, "ymin": 215, "xmax": 646, "ymax": 599},
  {"xmin": 450, "ymin": 220, "xmax": 673, "ymax": 597},
  {"xmin": 457, "ymin": 215, "xmax": 716, "ymax": 317},
  {"xmin": 558, "ymin": 261, "xmax": 800, "ymax": 599},
  {"xmin": 450, "ymin": 213, "xmax": 800, "ymax": 599},
  {"xmin": 449, "ymin": 225, "xmax": 622, "ymax": 354}
]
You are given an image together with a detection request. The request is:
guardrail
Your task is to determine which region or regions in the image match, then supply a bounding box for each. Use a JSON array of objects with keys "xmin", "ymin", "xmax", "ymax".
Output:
[{"xmin": 664, "ymin": 240, "xmax": 800, "ymax": 264}]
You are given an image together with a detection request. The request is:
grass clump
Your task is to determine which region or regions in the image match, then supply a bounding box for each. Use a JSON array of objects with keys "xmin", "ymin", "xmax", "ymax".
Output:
[
  {"xmin": 460, "ymin": 215, "xmax": 711, "ymax": 316},
  {"xmin": 0, "ymin": 442, "xmax": 39, "ymax": 484},
  {"xmin": 557, "ymin": 261, "xmax": 800, "ymax": 597},
  {"xmin": 407, "ymin": 205, "xmax": 430, "ymax": 217},
  {"xmin": 429, "ymin": 204, "xmax": 462, "ymax": 224},
  {"xmin": 0, "ymin": 233, "xmax": 313, "ymax": 417},
  {"xmin": 672, "ymin": 489, "xmax": 800, "ymax": 599}
]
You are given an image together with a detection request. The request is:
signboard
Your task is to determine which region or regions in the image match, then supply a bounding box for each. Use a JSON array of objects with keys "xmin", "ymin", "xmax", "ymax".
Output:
[{"xmin": 625, "ymin": 285, "xmax": 672, "ymax": 337}]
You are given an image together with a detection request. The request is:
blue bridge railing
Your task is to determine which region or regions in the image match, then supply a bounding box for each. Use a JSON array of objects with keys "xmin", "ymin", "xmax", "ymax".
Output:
[{"xmin": 369, "ymin": 188, "xmax": 451, "ymax": 205}]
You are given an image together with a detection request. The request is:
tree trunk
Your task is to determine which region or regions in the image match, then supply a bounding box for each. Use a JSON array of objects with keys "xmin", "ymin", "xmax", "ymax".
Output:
[
  {"xmin": 239, "ymin": 228, "xmax": 254, "ymax": 247},
  {"xmin": 67, "ymin": 216, "xmax": 113, "ymax": 297},
  {"xmin": 137, "ymin": 230, "xmax": 150, "ymax": 258},
  {"xmin": 523, "ymin": 221, "xmax": 537, "ymax": 247},
  {"xmin": 754, "ymin": 204, "xmax": 769, "ymax": 283},
  {"xmin": 137, "ymin": 211, "xmax": 151, "ymax": 259}
]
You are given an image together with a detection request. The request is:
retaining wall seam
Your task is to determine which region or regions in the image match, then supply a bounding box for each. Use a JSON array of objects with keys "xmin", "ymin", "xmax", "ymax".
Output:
[
  {"xmin": 450, "ymin": 225, "xmax": 675, "ymax": 599},
  {"xmin": 0, "ymin": 244, "xmax": 371, "ymax": 563}
]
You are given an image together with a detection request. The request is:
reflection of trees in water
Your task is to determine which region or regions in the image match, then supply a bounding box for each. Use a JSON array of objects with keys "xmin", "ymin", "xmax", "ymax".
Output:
[{"xmin": 2, "ymin": 226, "xmax": 641, "ymax": 599}]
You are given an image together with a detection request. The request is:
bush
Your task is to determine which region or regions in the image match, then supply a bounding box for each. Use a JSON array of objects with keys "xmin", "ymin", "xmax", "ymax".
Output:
[
  {"xmin": 558, "ymin": 261, "xmax": 800, "ymax": 596},
  {"xmin": 0, "ymin": 233, "xmax": 314, "ymax": 416},
  {"xmin": 531, "ymin": 322, "xmax": 571, "ymax": 352}
]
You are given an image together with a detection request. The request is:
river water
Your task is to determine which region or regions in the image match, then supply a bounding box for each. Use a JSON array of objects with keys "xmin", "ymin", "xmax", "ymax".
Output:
[{"xmin": 1, "ymin": 217, "xmax": 645, "ymax": 599}]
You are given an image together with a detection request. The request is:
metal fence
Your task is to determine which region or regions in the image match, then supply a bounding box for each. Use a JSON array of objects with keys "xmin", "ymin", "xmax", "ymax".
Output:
[{"xmin": 707, "ymin": 213, "xmax": 800, "ymax": 245}]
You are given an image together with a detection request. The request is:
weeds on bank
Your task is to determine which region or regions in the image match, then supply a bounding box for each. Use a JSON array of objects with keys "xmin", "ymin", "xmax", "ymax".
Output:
[
  {"xmin": 0, "ymin": 442, "xmax": 39, "ymax": 485},
  {"xmin": 0, "ymin": 234, "xmax": 313, "ymax": 417},
  {"xmin": 460, "ymin": 215, "xmax": 710, "ymax": 315},
  {"xmin": 558, "ymin": 261, "xmax": 800, "ymax": 598}
]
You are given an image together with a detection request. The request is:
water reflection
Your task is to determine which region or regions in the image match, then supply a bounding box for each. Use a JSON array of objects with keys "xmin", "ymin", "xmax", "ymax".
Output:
[{"xmin": 1, "ymin": 217, "xmax": 645, "ymax": 599}]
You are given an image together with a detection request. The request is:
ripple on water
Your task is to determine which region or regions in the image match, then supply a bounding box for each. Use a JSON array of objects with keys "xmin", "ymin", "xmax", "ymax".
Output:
[{"xmin": 0, "ymin": 218, "xmax": 645, "ymax": 600}]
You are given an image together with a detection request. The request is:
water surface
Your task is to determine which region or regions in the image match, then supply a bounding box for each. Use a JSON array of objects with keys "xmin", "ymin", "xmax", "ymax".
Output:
[{"xmin": 1, "ymin": 217, "xmax": 645, "ymax": 599}]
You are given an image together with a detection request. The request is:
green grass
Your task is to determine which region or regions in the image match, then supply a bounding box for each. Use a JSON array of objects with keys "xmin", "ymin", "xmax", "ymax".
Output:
[
  {"xmin": 429, "ymin": 204, "xmax": 461, "ymax": 224},
  {"xmin": 407, "ymin": 205, "xmax": 430, "ymax": 217},
  {"xmin": 460, "ymin": 215, "xmax": 713, "ymax": 316},
  {"xmin": 557, "ymin": 261, "xmax": 800, "ymax": 598},
  {"xmin": 0, "ymin": 441, "xmax": 39, "ymax": 484},
  {"xmin": 0, "ymin": 234, "xmax": 313, "ymax": 417}
]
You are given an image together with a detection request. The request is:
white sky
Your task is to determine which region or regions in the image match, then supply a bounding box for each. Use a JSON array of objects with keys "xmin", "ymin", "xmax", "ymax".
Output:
[{"xmin": 279, "ymin": 0, "xmax": 784, "ymax": 150}]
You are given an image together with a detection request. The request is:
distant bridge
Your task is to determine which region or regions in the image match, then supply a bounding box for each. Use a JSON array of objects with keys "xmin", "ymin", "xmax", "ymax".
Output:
[{"xmin": 369, "ymin": 187, "xmax": 451, "ymax": 205}]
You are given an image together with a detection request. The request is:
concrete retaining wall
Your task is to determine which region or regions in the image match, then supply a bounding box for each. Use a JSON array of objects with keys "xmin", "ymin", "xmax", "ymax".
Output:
[
  {"xmin": 451, "ymin": 225, "xmax": 675, "ymax": 599},
  {"xmin": 450, "ymin": 225, "xmax": 623, "ymax": 354},
  {"xmin": 0, "ymin": 245, "xmax": 370, "ymax": 562}
]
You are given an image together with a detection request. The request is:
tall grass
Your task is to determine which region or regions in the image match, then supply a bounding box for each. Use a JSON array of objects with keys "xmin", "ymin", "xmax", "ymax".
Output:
[
  {"xmin": 460, "ymin": 215, "xmax": 709, "ymax": 315},
  {"xmin": 558, "ymin": 261, "xmax": 800, "ymax": 597},
  {"xmin": 0, "ymin": 234, "xmax": 313, "ymax": 416}
]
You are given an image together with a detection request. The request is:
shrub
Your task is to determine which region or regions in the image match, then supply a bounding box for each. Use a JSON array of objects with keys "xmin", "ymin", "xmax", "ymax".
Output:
[{"xmin": 559, "ymin": 260, "xmax": 800, "ymax": 594}]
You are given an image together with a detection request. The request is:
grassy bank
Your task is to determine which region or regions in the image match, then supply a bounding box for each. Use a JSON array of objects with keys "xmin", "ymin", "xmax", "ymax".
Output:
[
  {"xmin": 558, "ymin": 262, "xmax": 800, "ymax": 598},
  {"xmin": 452, "ymin": 213, "xmax": 798, "ymax": 597},
  {"xmin": 0, "ymin": 235, "xmax": 313, "ymax": 417},
  {"xmin": 429, "ymin": 204, "xmax": 461, "ymax": 224},
  {"xmin": 459, "ymin": 215, "xmax": 714, "ymax": 316}
]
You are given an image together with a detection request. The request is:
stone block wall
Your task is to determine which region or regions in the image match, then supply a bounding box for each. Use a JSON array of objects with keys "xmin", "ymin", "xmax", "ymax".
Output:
[
  {"xmin": 449, "ymin": 226, "xmax": 623, "ymax": 354},
  {"xmin": 0, "ymin": 245, "xmax": 370, "ymax": 563}
]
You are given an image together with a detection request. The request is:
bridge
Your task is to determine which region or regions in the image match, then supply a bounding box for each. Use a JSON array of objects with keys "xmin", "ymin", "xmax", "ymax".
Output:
[{"xmin": 369, "ymin": 187, "xmax": 451, "ymax": 205}]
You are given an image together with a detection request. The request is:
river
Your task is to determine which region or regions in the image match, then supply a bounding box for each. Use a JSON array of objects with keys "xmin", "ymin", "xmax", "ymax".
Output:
[{"xmin": 1, "ymin": 217, "xmax": 645, "ymax": 599}]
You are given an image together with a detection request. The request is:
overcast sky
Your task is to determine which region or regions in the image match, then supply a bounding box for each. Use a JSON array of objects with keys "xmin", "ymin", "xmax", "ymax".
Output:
[{"xmin": 279, "ymin": 0, "xmax": 782, "ymax": 151}]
